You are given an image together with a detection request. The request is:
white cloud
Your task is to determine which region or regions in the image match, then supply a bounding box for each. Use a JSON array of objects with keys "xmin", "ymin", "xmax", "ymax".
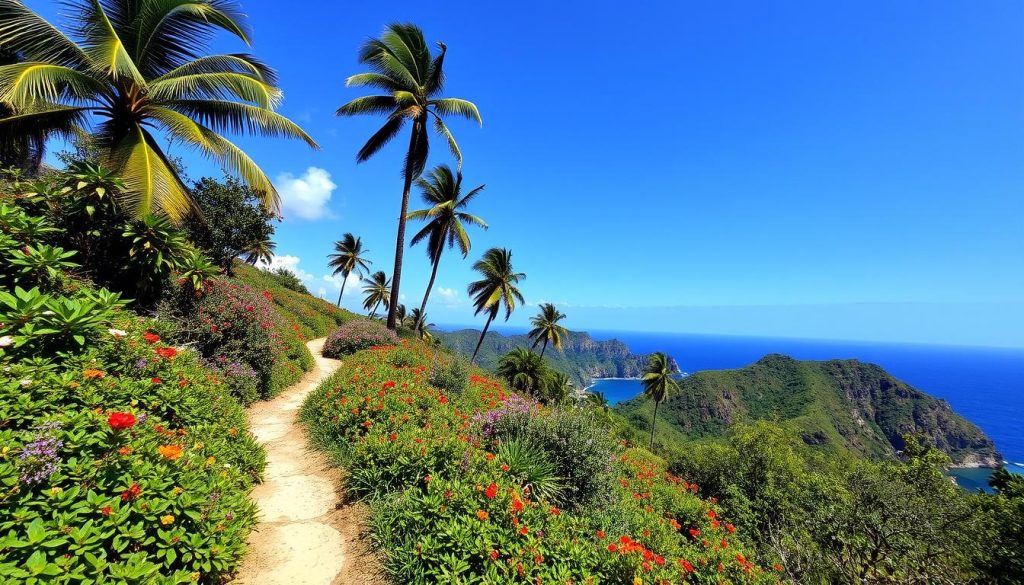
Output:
[
  {"xmin": 275, "ymin": 167, "xmax": 336, "ymax": 220},
  {"xmin": 436, "ymin": 287, "xmax": 460, "ymax": 307},
  {"xmin": 322, "ymin": 272, "xmax": 360, "ymax": 291},
  {"xmin": 255, "ymin": 254, "xmax": 315, "ymax": 283}
]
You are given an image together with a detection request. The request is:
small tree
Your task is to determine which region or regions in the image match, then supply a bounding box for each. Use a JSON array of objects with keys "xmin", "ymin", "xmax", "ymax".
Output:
[{"xmin": 184, "ymin": 177, "xmax": 276, "ymax": 273}]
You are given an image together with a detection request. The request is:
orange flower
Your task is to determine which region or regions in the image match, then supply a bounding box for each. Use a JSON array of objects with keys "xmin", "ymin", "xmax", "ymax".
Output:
[
  {"xmin": 143, "ymin": 332, "xmax": 160, "ymax": 344},
  {"xmin": 476, "ymin": 510, "xmax": 489, "ymax": 521},
  {"xmin": 83, "ymin": 369, "xmax": 105, "ymax": 379},
  {"xmin": 158, "ymin": 444, "xmax": 183, "ymax": 460},
  {"xmin": 155, "ymin": 347, "xmax": 177, "ymax": 359},
  {"xmin": 484, "ymin": 482, "xmax": 498, "ymax": 499},
  {"xmin": 519, "ymin": 525, "xmax": 529, "ymax": 536}
]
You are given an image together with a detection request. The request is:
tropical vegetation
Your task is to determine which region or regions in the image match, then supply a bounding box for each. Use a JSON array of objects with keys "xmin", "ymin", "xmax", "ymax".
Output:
[
  {"xmin": 0, "ymin": 0, "xmax": 316, "ymax": 220},
  {"xmin": 467, "ymin": 247, "xmax": 526, "ymax": 364},
  {"xmin": 327, "ymin": 233, "xmax": 371, "ymax": 307},
  {"xmin": 527, "ymin": 302, "xmax": 568, "ymax": 358},
  {"xmin": 337, "ymin": 23, "xmax": 481, "ymax": 330}
]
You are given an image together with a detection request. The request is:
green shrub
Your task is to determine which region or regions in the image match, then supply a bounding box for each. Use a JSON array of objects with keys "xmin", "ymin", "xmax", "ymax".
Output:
[
  {"xmin": 232, "ymin": 263, "xmax": 351, "ymax": 338},
  {"xmin": 322, "ymin": 319, "xmax": 399, "ymax": 358},
  {"xmin": 429, "ymin": 354, "xmax": 469, "ymax": 395},
  {"xmin": 0, "ymin": 321, "xmax": 263, "ymax": 583},
  {"xmin": 157, "ymin": 277, "xmax": 311, "ymax": 403}
]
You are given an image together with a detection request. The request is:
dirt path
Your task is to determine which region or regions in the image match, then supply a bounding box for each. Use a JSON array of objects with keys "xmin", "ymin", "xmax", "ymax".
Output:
[{"xmin": 234, "ymin": 338, "xmax": 386, "ymax": 585}]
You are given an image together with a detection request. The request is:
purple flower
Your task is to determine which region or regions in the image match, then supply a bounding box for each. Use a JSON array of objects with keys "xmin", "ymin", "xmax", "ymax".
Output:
[{"xmin": 19, "ymin": 428, "xmax": 63, "ymax": 486}]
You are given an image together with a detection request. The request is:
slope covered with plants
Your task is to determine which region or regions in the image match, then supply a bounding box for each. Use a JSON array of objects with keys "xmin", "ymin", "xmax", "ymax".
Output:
[
  {"xmin": 302, "ymin": 326, "xmax": 781, "ymax": 584},
  {"xmin": 614, "ymin": 354, "xmax": 999, "ymax": 467}
]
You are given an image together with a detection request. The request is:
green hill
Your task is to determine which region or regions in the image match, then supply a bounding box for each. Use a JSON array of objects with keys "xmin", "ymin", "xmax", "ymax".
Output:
[
  {"xmin": 435, "ymin": 328, "xmax": 678, "ymax": 386},
  {"xmin": 614, "ymin": 353, "xmax": 1000, "ymax": 467}
]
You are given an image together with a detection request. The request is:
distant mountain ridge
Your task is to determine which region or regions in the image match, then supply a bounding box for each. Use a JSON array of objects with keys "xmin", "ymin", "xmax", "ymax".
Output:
[
  {"xmin": 614, "ymin": 353, "xmax": 1001, "ymax": 468},
  {"xmin": 434, "ymin": 328, "xmax": 679, "ymax": 387}
]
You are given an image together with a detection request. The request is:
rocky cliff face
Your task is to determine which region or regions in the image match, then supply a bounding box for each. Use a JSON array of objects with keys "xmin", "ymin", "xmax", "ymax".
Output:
[
  {"xmin": 615, "ymin": 354, "xmax": 1001, "ymax": 468},
  {"xmin": 434, "ymin": 329, "xmax": 678, "ymax": 386}
]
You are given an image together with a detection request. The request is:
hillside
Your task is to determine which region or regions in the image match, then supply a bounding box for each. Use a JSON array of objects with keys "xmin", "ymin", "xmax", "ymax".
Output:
[
  {"xmin": 435, "ymin": 328, "xmax": 679, "ymax": 386},
  {"xmin": 615, "ymin": 354, "xmax": 1000, "ymax": 467}
]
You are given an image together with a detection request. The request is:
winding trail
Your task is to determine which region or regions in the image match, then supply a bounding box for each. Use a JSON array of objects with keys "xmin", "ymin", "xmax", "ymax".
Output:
[{"xmin": 234, "ymin": 338, "xmax": 385, "ymax": 585}]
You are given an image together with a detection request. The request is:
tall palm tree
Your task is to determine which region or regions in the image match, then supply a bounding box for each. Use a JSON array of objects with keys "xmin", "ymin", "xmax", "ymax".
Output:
[
  {"xmin": 337, "ymin": 23, "xmax": 482, "ymax": 330},
  {"xmin": 467, "ymin": 248, "xmax": 525, "ymax": 364},
  {"xmin": 587, "ymin": 391, "xmax": 610, "ymax": 413},
  {"xmin": 243, "ymin": 236, "xmax": 275, "ymax": 265},
  {"xmin": 407, "ymin": 164, "xmax": 486, "ymax": 329},
  {"xmin": 528, "ymin": 303, "xmax": 568, "ymax": 358},
  {"xmin": 327, "ymin": 233, "xmax": 371, "ymax": 308},
  {"xmin": 496, "ymin": 348, "xmax": 547, "ymax": 398},
  {"xmin": 361, "ymin": 271, "xmax": 391, "ymax": 318},
  {"xmin": 641, "ymin": 352, "xmax": 679, "ymax": 451},
  {"xmin": 0, "ymin": 0, "xmax": 316, "ymax": 220}
]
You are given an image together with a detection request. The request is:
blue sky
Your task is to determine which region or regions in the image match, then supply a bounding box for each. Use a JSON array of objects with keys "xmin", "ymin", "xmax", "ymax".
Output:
[{"xmin": 28, "ymin": 0, "xmax": 1024, "ymax": 347}]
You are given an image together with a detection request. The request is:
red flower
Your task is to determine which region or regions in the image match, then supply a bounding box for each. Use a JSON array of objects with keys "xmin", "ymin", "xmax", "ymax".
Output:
[
  {"xmin": 607, "ymin": 544, "xmax": 618, "ymax": 553},
  {"xmin": 774, "ymin": 563, "xmax": 784, "ymax": 572},
  {"xmin": 143, "ymin": 332, "xmax": 160, "ymax": 344},
  {"xmin": 151, "ymin": 377, "xmax": 161, "ymax": 384},
  {"xmin": 596, "ymin": 530, "xmax": 606, "ymax": 539},
  {"xmin": 519, "ymin": 525, "xmax": 528, "ymax": 536},
  {"xmin": 689, "ymin": 528, "xmax": 701, "ymax": 538},
  {"xmin": 101, "ymin": 506, "xmax": 112, "ymax": 516},
  {"xmin": 549, "ymin": 506, "xmax": 560, "ymax": 516},
  {"xmin": 489, "ymin": 550, "xmax": 499, "ymax": 561},
  {"xmin": 484, "ymin": 482, "xmax": 498, "ymax": 499},
  {"xmin": 155, "ymin": 347, "xmax": 177, "ymax": 359},
  {"xmin": 107, "ymin": 412, "xmax": 136, "ymax": 430},
  {"xmin": 511, "ymin": 498, "xmax": 524, "ymax": 513},
  {"xmin": 382, "ymin": 380, "xmax": 396, "ymax": 390},
  {"xmin": 679, "ymin": 559, "xmax": 694, "ymax": 573},
  {"xmin": 121, "ymin": 483, "xmax": 141, "ymax": 502}
]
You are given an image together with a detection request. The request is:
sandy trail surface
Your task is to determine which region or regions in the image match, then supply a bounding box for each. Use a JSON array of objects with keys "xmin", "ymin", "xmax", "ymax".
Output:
[{"xmin": 234, "ymin": 338, "xmax": 385, "ymax": 585}]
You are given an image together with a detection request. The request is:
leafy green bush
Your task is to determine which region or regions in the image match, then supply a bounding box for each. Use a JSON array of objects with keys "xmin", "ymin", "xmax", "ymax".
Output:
[
  {"xmin": 0, "ymin": 321, "xmax": 263, "ymax": 583},
  {"xmin": 302, "ymin": 342, "xmax": 776, "ymax": 584},
  {"xmin": 429, "ymin": 354, "xmax": 469, "ymax": 395},
  {"xmin": 158, "ymin": 278, "xmax": 311, "ymax": 403},
  {"xmin": 322, "ymin": 319, "xmax": 399, "ymax": 358}
]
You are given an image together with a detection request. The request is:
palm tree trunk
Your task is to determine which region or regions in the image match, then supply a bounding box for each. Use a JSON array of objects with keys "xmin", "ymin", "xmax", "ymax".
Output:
[
  {"xmin": 416, "ymin": 239, "xmax": 445, "ymax": 329},
  {"xmin": 471, "ymin": 313, "xmax": 495, "ymax": 365},
  {"xmin": 650, "ymin": 400, "xmax": 660, "ymax": 451},
  {"xmin": 336, "ymin": 275, "xmax": 348, "ymax": 307},
  {"xmin": 540, "ymin": 338, "xmax": 548, "ymax": 358},
  {"xmin": 369, "ymin": 300, "xmax": 380, "ymax": 318},
  {"xmin": 386, "ymin": 121, "xmax": 422, "ymax": 331}
]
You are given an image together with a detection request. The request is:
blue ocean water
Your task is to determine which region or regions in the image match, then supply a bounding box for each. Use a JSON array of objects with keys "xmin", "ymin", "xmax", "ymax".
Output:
[{"xmin": 579, "ymin": 331, "xmax": 1024, "ymax": 471}]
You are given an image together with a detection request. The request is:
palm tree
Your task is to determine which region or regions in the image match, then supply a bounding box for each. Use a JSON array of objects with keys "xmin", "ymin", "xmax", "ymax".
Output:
[
  {"xmin": 327, "ymin": 233, "xmax": 371, "ymax": 307},
  {"xmin": 0, "ymin": 0, "xmax": 316, "ymax": 220},
  {"xmin": 407, "ymin": 164, "xmax": 486, "ymax": 329},
  {"xmin": 467, "ymin": 248, "xmax": 525, "ymax": 364},
  {"xmin": 587, "ymin": 391, "xmax": 610, "ymax": 413},
  {"xmin": 408, "ymin": 308, "xmax": 433, "ymax": 339},
  {"xmin": 337, "ymin": 23, "xmax": 482, "ymax": 330},
  {"xmin": 243, "ymin": 237, "xmax": 275, "ymax": 266},
  {"xmin": 528, "ymin": 303, "xmax": 568, "ymax": 358},
  {"xmin": 641, "ymin": 352, "xmax": 679, "ymax": 451},
  {"xmin": 497, "ymin": 348, "xmax": 548, "ymax": 398},
  {"xmin": 395, "ymin": 303, "xmax": 407, "ymax": 325},
  {"xmin": 543, "ymin": 371, "xmax": 574, "ymax": 404},
  {"xmin": 361, "ymin": 271, "xmax": 391, "ymax": 318}
]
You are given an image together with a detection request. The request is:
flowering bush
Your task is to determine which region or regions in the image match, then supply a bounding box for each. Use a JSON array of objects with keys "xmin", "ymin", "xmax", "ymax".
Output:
[
  {"xmin": 0, "ymin": 322, "xmax": 264, "ymax": 583},
  {"xmin": 233, "ymin": 263, "xmax": 352, "ymax": 339},
  {"xmin": 302, "ymin": 341, "xmax": 778, "ymax": 584},
  {"xmin": 159, "ymin": 277, "xmax": 312, "ymax": 403},
  {"xmin": 321, "ymin": 319, "xmax": 399, "ymax": 358}
]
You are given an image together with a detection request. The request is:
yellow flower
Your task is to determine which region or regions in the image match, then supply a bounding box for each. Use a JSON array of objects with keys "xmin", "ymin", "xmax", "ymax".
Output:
[
  {"xmin": 205, "ymin": 456, "xmax": 216, "ymax": 465},
  {"xmin": 50, "ymin": 487, "xmax": 62, "ymax": 496},
  {"xmin": 160, "ymin": 515, "xmax": 175, "ymax": 525},
  {"xmin": 172, "ymin": 486, "xmax": 184, "ymax": 495},
  {"xmin": 633, "ymin": 578, "xmax": 643, "ymax": 585}
]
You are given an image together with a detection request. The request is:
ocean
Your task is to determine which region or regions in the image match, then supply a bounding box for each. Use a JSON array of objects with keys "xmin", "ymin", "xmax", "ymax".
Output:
[{"xmin": 581, "ymin": 330, "xmax": 1024, "ymax": 488}]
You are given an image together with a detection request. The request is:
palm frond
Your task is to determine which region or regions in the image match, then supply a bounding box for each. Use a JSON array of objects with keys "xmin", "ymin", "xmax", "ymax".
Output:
[
  {"xmin": 164, "ymin": 99, "xmax": 318, "ymax": 147},
  {"xmin": 149, "ymin": 71, "xmax": 280, "ymax": 107},
  {"xmin": 108, "ymin": 123, "xmax": 192, "ymax": 220},
  {"xmin": 430, "ymin": 97, "xmax": 482, "ymax": 125},
  {"xmin": 79, "ymin": 0, "xmax": 146, "ymax": 84},
  {"xmin": 153, "ymin": 53, "xmax": 276, "ymax": 84},
  {"xmin": 0, "ymin": 0, "xmax": 89, "ymax": 67},
  {"xmin": 134, "ymin": 0, "xmax": 251, "ymax": 75},
  {"xmin": 336, "ymin": 95, "xmax": 397, "ymax": 117},
  {"xmin": 355, "ymin": 114, "xmax": 404, "ymax": 162},
  {"xmin": 0, "ymin": 63, "xmax": 106, "ymax": 106}
]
